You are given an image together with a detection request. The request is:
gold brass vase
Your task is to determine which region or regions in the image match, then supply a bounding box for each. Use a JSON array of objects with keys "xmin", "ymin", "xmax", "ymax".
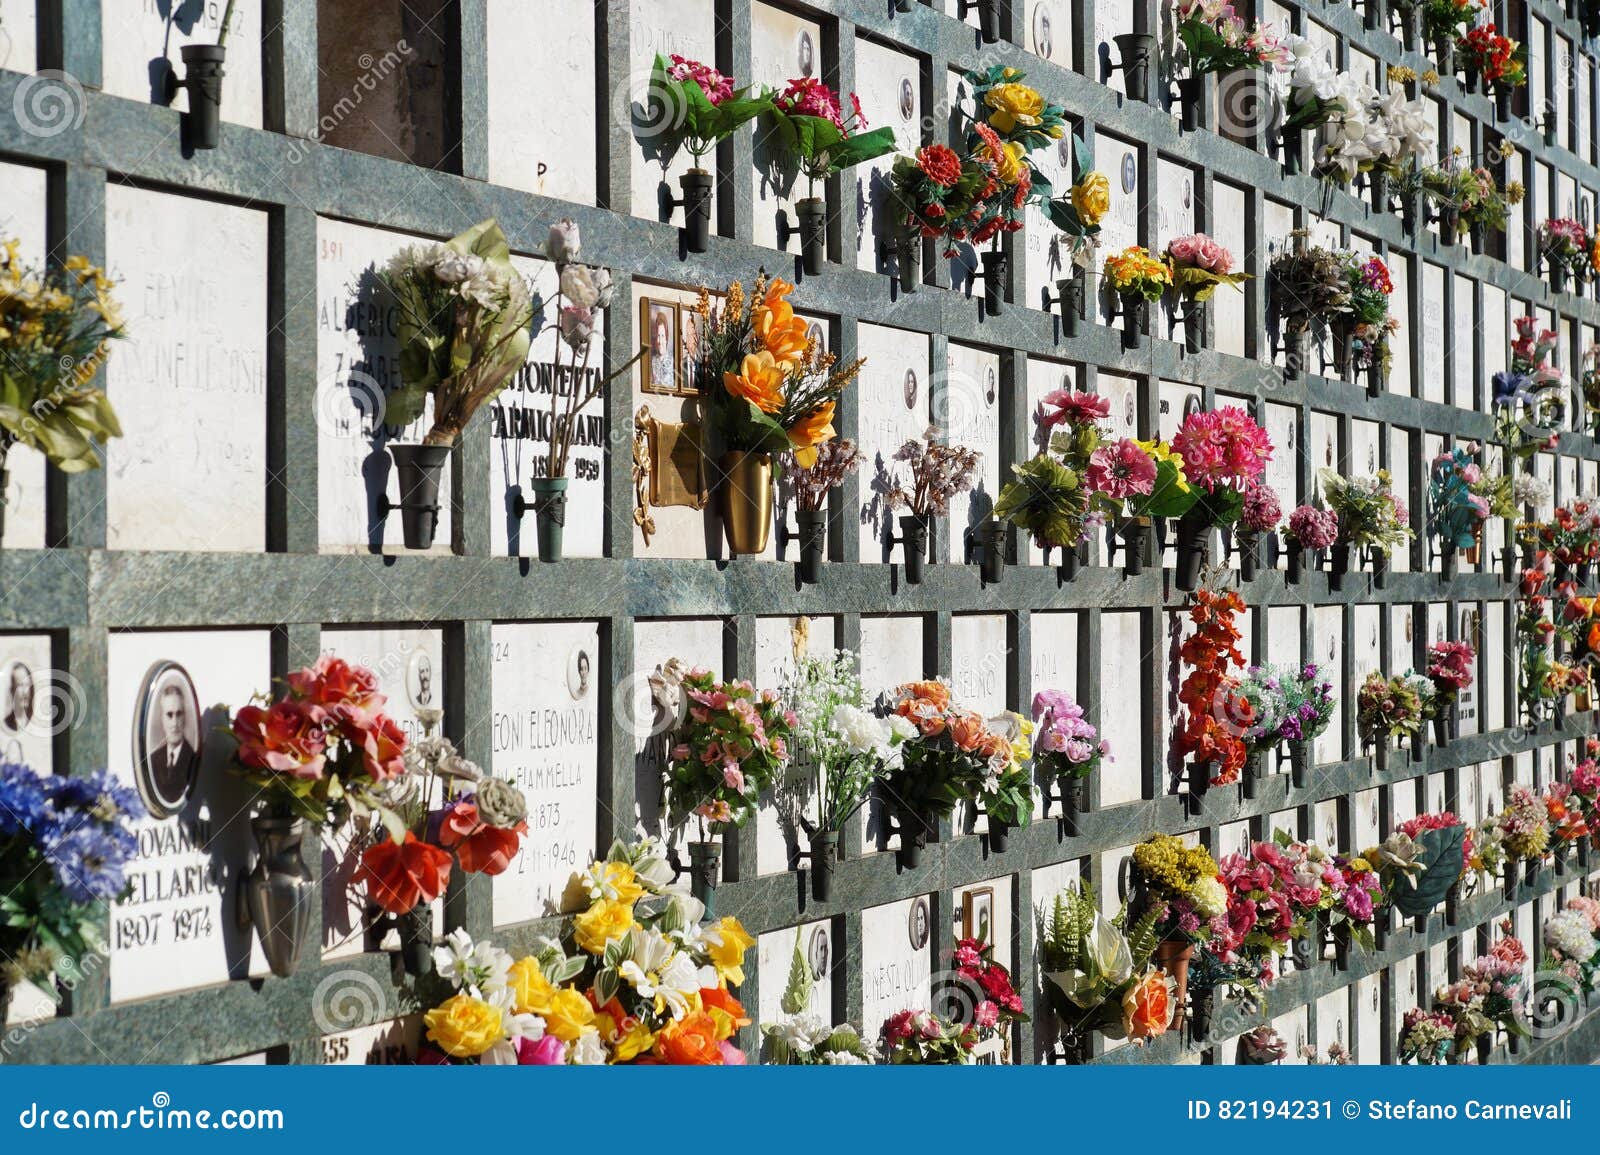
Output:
[{"xmin": 720, "ymin": 450, "xmax": 773, "ymax": 555}]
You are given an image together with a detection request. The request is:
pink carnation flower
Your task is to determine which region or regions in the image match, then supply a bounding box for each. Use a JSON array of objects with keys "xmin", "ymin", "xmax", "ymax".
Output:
[
  {"xmin": 1171, "ymin": 406, "xmax": 1273, "ymax": 492},
  {"xmin": 1085, "ymin": 438, "xmax": 1157, "ymax": 500}
]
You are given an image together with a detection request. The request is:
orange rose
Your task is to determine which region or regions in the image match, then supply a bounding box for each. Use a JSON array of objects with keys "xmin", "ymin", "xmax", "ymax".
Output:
[
  {"xmin": 978, "ymin": 731, "xmax": 1012, "ymax": 766},
  {"xmin": 902, "ymin": 681, "xmax": 951, "ymax": 711},
  {"xmin": 948, "ymin": 711, "xmax": 987, "ymax": 753},
  {"xmin": 754, "ymin": 278, "xmax": 809, "ymax": 368},
  {"xmin": 896, "ymin": 696, "xmax": 946, "ymax": 737},
  {"xmin": 653, "ymin": 1011, "xmax": 725, "ymax": 1065},
  {"xmin": 788, "ymin": 401, "xmax": 836, "ymax": 468},
  {"xmin": 723, "ymin": 351, "xmax": 785, "ymax": 414},
  {"xmin": 698, "ymin": 987, "xmax": 751, "ymax": 1040},
  {"xmin": 1121, "ymin": 969, "xmax": 1173, "ymax": 1042}
]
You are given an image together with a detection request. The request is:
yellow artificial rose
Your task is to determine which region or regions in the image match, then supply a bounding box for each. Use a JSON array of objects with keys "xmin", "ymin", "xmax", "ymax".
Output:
[
  {"xmin": 705, "ymin": 916, "xmax": 757, "ymax": 986},
  {"xmin": 423, "ymin": 994, "xmax": 504, "ymax": 1058},
  {"xmin": 1139, "ymin": 439, "xmax": 1189, "ymax": 492},
  {"xmin": 544, "ymin": 987, "xmax": 596, "ymax": 1042},
  {"xmin": 590, "ymin": 860, "xmax": 646, "ymax": 906},
  {"xmin": 994, "ymin": 140, "xmax": 1028, "ymax": 186},
  {"xmin": 573, "ymin": 898, "xmax": 637, "ymax": 955},
  {"xmin": 1071, "ymin": 171, "xmax": 1110, "ymax": 228},
  {"xmin": 984, "ymin": 83, "xmax": 1045, "ymax": 134},
  {"xmin": 507, "ymin": 956, "xmax": 557, "ymax": 1016},
  {"xmin": 604, "ymin": 1015, "xmax": 657, "ymax": 1062},
  {"xmin": 1007, "ymin": 713, "xmax": 1034, "ymax": 765}
]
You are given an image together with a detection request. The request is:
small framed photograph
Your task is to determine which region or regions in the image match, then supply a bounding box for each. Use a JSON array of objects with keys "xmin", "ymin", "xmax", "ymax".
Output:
[
  {"xmin": 963, "ymin": 886, "xmax": 995, "ymax": 946},
  {"xmin": 678, "ymin": 305, "xmax": 706, "ymax": 395},
  {"xmin": 907, "ymin": 895, "xmax": 930, "ymax": 952},
  {"xmin": 132, "ymin": 660, "xmax": 203, "ymax": 820},
  {"xmin": 640, "ymin": 298, "xmax": 680, "ymax": 395}
]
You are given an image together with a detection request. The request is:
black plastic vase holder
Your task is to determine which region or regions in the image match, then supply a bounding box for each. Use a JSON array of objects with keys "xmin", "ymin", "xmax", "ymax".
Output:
[
  {"xmin": 1113, "ymin": 33, "xmax": 1155, "ymax": 103},
  {"xmin": 1363, "ymin": 0, "xmax": 1384, "ymax": 32},
  {"xmin": 892, "ymin": 801, "xmax": 934, "ymax": 869},
  {"xmin": 1396, "ymin": 2, "xmax": 1421, "ymax": 51},
  {"xmin": 1190, "ymin": 987, "xmax": 1215, "ymax": 1045},
  {"xmin": 673, "ymin": 170, "xmax": 714, "ymax": 253},
  {"xmin": 1409, "ymin": 723, "xmax": 1426, "ymax": 763},
  {"xmin": 1460, "ymin": 65, "xmax": 1479, "ymax": 95},
  {"xmin": 879, "ymin": 233, "xmax": 921, "ymax": 294},
  {"xmin": 1051, "ymin": 540, "xmax": 1085, "ymax": 582},
  {"xmin": 1289, "ymin": 739, "xmax": 1311, "ymax": 788},
  {"xmin": 1433, "ymin": 702, "xmax": 1456, "ymax": 747},
  {"xmin": 1327, "ymin": 542, "xmax": 1351, "ymax": 591},
  {"xmin": 1173, "ymin": 511, "xmax": 1209, "ymax": 592},
  {"xmin": 1440, "ymin": 545, "xmax": 1458, "ymax": 581},
  {"xmin": 956, "ymin": 0, "xmax": 999, "ymax": 43},
  {"xmin": 1279, "ymin": 129, "xmax": 1303, "ymax": 176},
  {"xmin": 795, "ymin": 197, "xmax": 827, "ymax": 276},
  {"xmin": 1048, "ymin": 271, "xmax": 1086, "ymax": 337},
  {"xmin": 795, "ymin": 507, "xmax": 829, "ymax": 585},
  {"xmin": 1550, "ymin": 260, "xmax": 1569, "ymax": 296},
  {"xmin": 1282, "ymin": 322, "xmax": 1311, "ymax": 380},
  {"xmin": 1187, "ymin": 759, "xmax": 1214, "ymax": 815},
  {"xmin": 808, "ymin": 831, "xmax": 837, "ymax": 902},
  {"xmin": 1116, "ymin": 294, "xmax": 1146, "ymax": 351},
  {"xmin": 397, "ymin": 902, "xmax": 434, "ymax": 977},
  {"xmin": 1367, "ymin": 169, "xmax": 1390, "ymax": 216},
  {"xmin": 969, "ymin": 520, "xmax": 1006, "ymax": 584},
  {"xmin": 170, "ymin": 43, "xmax": 227, "ymax": 151},
  {"xmin": 1056, "ymin": 774, "xmax": 1088, "ymax": 835},
  {"xmin": 1236, "ymin": 531, "xmax": 1260, "ymax": 582},
  {"xmin": 1494, "ymin": 85, "xmax": 1513, "ymax": 121},
  {"xmin": 1285, "ymin": 543, "xmax": 1305, "ymax": 584},
  {"xmin": 1434, "ymin": 204, "xmax": 1460, "ymax": 246},
  {"xmin": 986, "ymin": 815, "xmax": 1011, "ymax": 852},
  {"xmin": 897, "ymin": 513, "xmax": 931, "ymax": 584},
  {"xmin": 1331, "ymin": 318, "xmax": 1355, "ymax": 381},
  {"xmin": 1371, "ymin": 741, "xmax": 1389, "ymax": 775},
  {"xmin": 977, "ymin": 248, "xmax": 1008, "ymax": 316},
  {"xmin": 1432, "ymin": 36, "xmax": 1455, "ymax": 77},
  {"xmin": 1115, "ymin": 516, "xmax": 1152, "ymax": 577},
  {"xmin": 1369, "ymin": 547, "xmax": 1388, "ymax": 589},
  {"xmin": 1176, "ymin": 77, "xmax": 1204, "ymax": 133},
  {"xmin": 1241, "ymin": 748, "xmax": 1263, "ymax": 799},
  {"xmin": 383, "ymin": 444, "xmax": 451, "ymax": 550},
  {"xmin": 687, "ymin": 841, "xmax": 721, "ymax": 920},
  {"xmin": 1182, "ymin": 298, "xmax": 1206, "ymax": 354}
]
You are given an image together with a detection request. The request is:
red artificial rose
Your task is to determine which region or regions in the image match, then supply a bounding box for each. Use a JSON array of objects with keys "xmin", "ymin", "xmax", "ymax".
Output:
[
  {"xmin": 354, "ymin": 713, "xmax": 408, "ymax": 781},
  {"xmin": 232, "ymin": 699, "xmax": 328, "ymax": 780},
  {"xmin": 287, "ymin": 656, "xmax": 386, "ymax": 726},
  {"xmin": 354, "ymin": 832, "xmax": 453, "ymax": 914}
]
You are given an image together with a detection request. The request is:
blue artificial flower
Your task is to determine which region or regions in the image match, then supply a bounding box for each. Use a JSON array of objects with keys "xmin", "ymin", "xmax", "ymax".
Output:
[
  {"xmin": 1491, "ymin": 370, "xmax": 1531, "ymax": 409},
  {"xmin": 0, "ymin": 761, "xmax": 53, "ymax": 838},
  {"xmin": 42, "ymin": 822, "xmax": 133, "ymax": 905},
  {"xmin": 48, "ymin": 767, "xmax": 144, "ymax": 823}
]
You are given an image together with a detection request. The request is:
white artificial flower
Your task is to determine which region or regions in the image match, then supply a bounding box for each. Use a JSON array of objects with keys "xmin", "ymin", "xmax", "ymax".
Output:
[
  {"xmin": 1545, "ymin": 910, "xmax": 1597, "ymax": 960},
  {"xmin": 823, "ymin": 1050, "xmax": 870, "ymax": 1065},
  {"xmin": 560, "ymin": 264, "xmax": 606, "ymax": 309},
  {"xmin": 569, "ymin": 1027, "xmax": 608, "ymax": 1065},
  {"xmin": 433, "ymin": 927, "xmax": 513, "ymax": 999},
  {"xmin": 480, "ymin": 1040, "xmax": 519, "ymax": 1065},
  {"xmin": 433, "ymin": 248, "xmax": 486, "ymax": 286},
  {"xmin": 1513, "ymin": 473, "xmax": 1551, "ymax": 507},
  {"xmin": 652, "ymin": 952, "xmax": 709, "ymax": 1020},
  {"xmin": 830, "ymin": 703, "xmax": 890, "ymax": 755},
  {"xmin": 770, "ymin": 1013, "xmax": 834, "ymax": 1054},
  {"xmin": 886, "ymin": 714, "xmax": 918, "ymax": 742},
  {"xmin": 547, "ymin": 218, "xmax": 581, "ymax": 265},
  {"xmin": 1190, "ymin": 875, "xmax": 1230, "ymax": 920}
]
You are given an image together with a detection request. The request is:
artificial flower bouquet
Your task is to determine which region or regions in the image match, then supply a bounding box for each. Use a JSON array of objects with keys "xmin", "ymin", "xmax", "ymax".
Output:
[
  {"xmin": 882, "ymin": 1008, "xmax": 979, "ymax": 1064},
  {"xmin": 761, "ymin": 77, "xmax": 896, "ymax": 196},
  {"xmin": 1418, "ymin": 0, "xmax": 1478, "ymax": 47},
  {"xmin": 1496, "ymin": 785, "xmax": 1552, "ymax": 868},
  {"xmin": 230, "ymin": 656, "xmax": 410, "ymax": 831},
  {"xmin": 649, "ymin": 55, "xmax": 768, "ymax": 168},
  {"xmin": 1038, "ymin": 882, "xmax": 1169, "ymax": 1051},
  {"xmin": 1274, "ymin": 33, "xmax": 1363, "ymax": 138},
  {"xmin": 1031, "ymin": 687, "xmax": 1110, "ymax": 804},
  {"xmin": 974, "ymin": 713, "xmax": 1036, "ymax": 838},
  {"xmin": 1425, "ymin": 640, "xmax": 1474, "ymax": 740},
  {"xmin": 1535, "ymin": 502, "xmax": 1600, "ymax": 574},
  {"xmin": 1209, "ymin": 839, "xmax": 1320, "ymax": 982},
  {"xmin": 1305, "ymin": 843, "xmax": 1383, "ymax": 954},
  {"xmin": 882, "ymin": 680, "xmax": 1010, "ymax": 863},
  {"xmin": 1232, "ymin": 663, "xmax": 1336, "ymax": 786},
  {"xmin": 884, "ymin": 428, "xmax": 980, "ymax": 582},
  {"xmin": 1237, "ymin": 1025, "xmax": 1289, "ymax": 1065},
  {"xmin": 1173, "ymin": 1, "xmax": 1290, "ymax": 76},
  {"xmin": 887, "ymin": 144, "xmax": 989, "ymax": 258},
  {"xmin": 762, "ymin": 930, "xmax": 876, "ymax": 1064},
  {"xmin": 1267, "ymin": 239, "xmax": 1348, "ymax": 339},
  {"xmin": 1543, "ymin": 782, "xmax": 1589, "ymax": 867},
  {"xmin": 1102, "ymin": 244, "xmax": 1173, "ymax": 305},
  {"xmin": 1318, "ymin": 468, "xmax": 1414, "ymax": 578},
  {"xmin": 1282, "ymin": 503, "xmax": 1339, "ymax": 575},
  {"xmin": 1355, "ymin": 672, "xmax": 1423, "ymax": 759},
  {"xmin": 1043, "ymin": 136, "xmax": 1109, "ymax": 271},
  {"xmin": 1539, "ymin": 218, "xmax": 1591, "ymax": 290},
  {"xmin": 383, "ymin": 219, "xmax": 534, "ymax": 449},
  {"xmin": 1458, "ymin": 23, "xmax": 1526, "ymax": 91},
  {"xmin": 995, "ymin": 389, "xmax": 1119, "ymax": 559},
  {"xmin": 952, "ymin": 67, "xmax": 1065, "ymax": 254},
  {"xmin": 1391, "ymin": 812, "xmax": 1470, "ymax": 917},
  {"xmin": 0, "ymin": 237, "xmax": 123, "ymax": 484},
  {"xmin": 698, "ymin": 274, "xmax": 857, "ymax": 468},
  {"xmin": 787, "ymin": 437, "xmax": 861, "ymax": 515},
  {"xmin": 1175, "ymin": 588, "xmax": 1252, "ymax": 789},
  {"xmin": 1398, "ymin": 1007, "xmax": 1459, "ymax": 1064},
  {"xmin": 353, "ymin": 732, "xmax": 529, "ymax": 920},
  {"xmin": 0, "ymin": 763, "xmax": 138, "ymax": 1010},
  {"xmin": 1336, "ymin": 254, "xmax": 1398, "ymax": 380},
  {"xmin": 1130, "ymin": 834, "xmax": 1228, "ymax": 947},
  {"xmin": 419, "ymin": 839, "xmax": 756, "ymax": 1065},
  {"xmin": 1167, "ymin": 408, "xmax": 1274, "ymax": 583},
  {"xmin": 951, "ymin": 936, "xmax": 1030, "ymax": 1039},
  {"xmin": 1492, "ymin": 316, "xmax": 1563, "ymax": 457},
  {"xmin": 665, "ymin": 667, "xmax": 795, "ymax": 833},
  {"xmin": 1542, "ymin": 899, "xmax": 1600, "ymax": 989},
  {"xmin": 1164, "ymin": 233, "xmax": 1249, "ymax": 304}
]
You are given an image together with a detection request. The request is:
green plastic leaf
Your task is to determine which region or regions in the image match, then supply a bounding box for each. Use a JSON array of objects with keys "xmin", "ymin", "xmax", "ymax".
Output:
[
  {"xmin": 1391, "ymin": 824, "xmax": 1465, "ymax": 917},
  {"xmin": 779, "ymin": 929, "xmax": 813, "ymax": 1016}
]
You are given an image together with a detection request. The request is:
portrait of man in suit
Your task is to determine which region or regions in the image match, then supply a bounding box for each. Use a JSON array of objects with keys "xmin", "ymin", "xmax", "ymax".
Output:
[{"xmin": 136, "ymin": 663, "xmax": 201, "ymax": 820}]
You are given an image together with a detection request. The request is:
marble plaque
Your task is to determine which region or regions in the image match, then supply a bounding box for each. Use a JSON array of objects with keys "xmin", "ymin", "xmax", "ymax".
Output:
[
  {"xmin": 0, "ymin": 0, "xmax": 35, "ymax": 72},
  {"xmin": 853, "ymin": 37, "xmax": 922, "ymax": 273},
  {"xmin": 1024, "ymin": 0, "xmax": 1072, "ymax": 66},
  {"xmin": 315, "ymin": 217, "xmax": 453, "ymax": 554},
  {"xmin": 1031, "ymin": 611, "xmax": 1079, "ymax": 701},
  {"xmin": 1421, "ymin": 262, "xmax": 1446, "ymax": 404},
  {"xmin": 1023, "ymin": 127, "xmax": 1074, "ymax": 307},
  {"xmin": 0, "ymin": 161, "xmax": 47, "ymax": 549},
  {"xmin": 491, "ymin": 621, "xmax": 601, "ymax": 924},
  {"xmin": 319, "ymin": 627, "xmax": 445, "ymax": 960},
  {"xmin": 859, "ymin": 615, "xmax": 925, "ymax": 856},
  {"xmin": 861, "ymin": 894, "xmax": 932, "ymax": 1033},
  {"xmin": 951, "ymin": 615, "xmax": 1007, "ymax": 709},
  {"xmin": 1212, "ymin": 180, "xmax": 1248, "ymax": 359},
  {"xmin": 757, "ymin": 920, "xmax": 834, "ymax": 1026},
  {"xmin": 1313, "ymin": 606, "xmax": 1343, "ymax": 765},
  {"xmin": 102, "ymin": 0, "xmax": 262, "ymax": 126},
  {"xmin": 629, "ymin": 0, "xmax": 716, "ymax": 226},
  {"xmin": 1388, "ymin": 257, "xmax": 1413, "ymax": 396},
  {"xmin": 632, "ymin": 618, "xmax": 723, "ymax": 841},
  {"xmin": 485, "ymin": 0, "xmax": 597, "ymax": 204},
  {"xmin": 320, "ymin": 1014, "xmax": 422, "ymax": 1065},
  {"xmin": 944, "ymin": 342, "xmax": 1001, "ymax": 561},
  {"xmin": 857, "ymin": 324, "xmax": 930, "ymax": 561},
  {"xmin": 1155, "ymin": 159, "xmax": 1195, "ymax": 253},
  {"xmin": 1092, "ymin": 3, "xmax": 1134, "ymax": 94},
  {"xmin": 107, "ymin": 629, "xmax": 271, "ymax": 1003},
  {"xmin": 1098, "ymin": 611, "xmax": 1143, "ymax": 806},
  {"xmin": 104, "ymin": 185, "xmax": 268, "ymax": 552}
]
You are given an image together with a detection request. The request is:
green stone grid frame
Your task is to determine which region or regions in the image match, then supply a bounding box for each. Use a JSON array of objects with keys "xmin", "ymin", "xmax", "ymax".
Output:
[{"xmin": 1, "ymin": 0, "xmax": 1599, "ymax": 1065}]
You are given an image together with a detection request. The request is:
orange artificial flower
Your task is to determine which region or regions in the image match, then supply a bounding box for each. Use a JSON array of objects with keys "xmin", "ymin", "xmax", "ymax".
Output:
[
  {"xmin": 948, "ymin": 711, "xmax": 987, "ymax": 753},
  {"xmin": 753, "ymin": 278, "xmax": 809, "ymax": 368},
  {"xmin": 353, "ymin": 832, "xmax": 453, "ymax": 914},
  {"xmin": 698, "ymin": 986, "xmax": 751, "ymax": 1040},
  {"xmin": 788, "ymin": 401, "xmax": 836, "ymax": 468},
  {"xmin": 897, "ymin": 696, "xmax": 947, "ymax": 737},
  {"xmin": 653, "ymin": 1011, "xmax": 725, "ymax": 1065},
  {"xmin": 902, "ymin": 681, "xmax": 951, "ymax": 711},
  {"xmin": 723, "ymin": 351, "xmax": 785, "ymax": 414},
  {"xmin": 436, "ymin": 800, "xmax": 526, "ymax": 875},
  {"xmin": 1122, "ymin": 969, "xmax": 1173, "ymax": 1043},
  {"xmin": 978, "ymin": 731, "xmax": 1013, "ymax": 766}
]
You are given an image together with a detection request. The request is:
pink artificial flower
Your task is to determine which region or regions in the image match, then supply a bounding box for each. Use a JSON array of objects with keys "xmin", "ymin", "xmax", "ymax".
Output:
[
  {"xmin": 1039, "ymin": 389, "xmax": 1111, "ymax": 428},
  {"xmin": 1171, "ymin": 406, "xmax": 1273, "ymax": 492},
  {"xmin": 668, "ymin": 55, "xmax": 734, "ymax": 106},
  {"xmin": 519, "ymin": 1035, "xmax": 568, "ymax": 1065},
  {"xmin": 1085, "ymin": 438, "xmax": 1157, "ymax": 500}
]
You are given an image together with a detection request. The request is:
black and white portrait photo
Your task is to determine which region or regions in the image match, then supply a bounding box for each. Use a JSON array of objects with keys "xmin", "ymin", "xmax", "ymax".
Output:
[
  {"xmin": 985, "ymin": 366, "xmax": 997, "ymax": 406},
  {"xmin": 407, "ymin": 649, "xmax": 435, "ymax": 711},
  {"xmin": 963, "ymin": 887, "xmax": 994, "ymax": 946},
  {"xmin": 1032, "ymin": 3, "xmax": 1053, "ymax": 60},
  {"xmin": 904, "ymin": 367, "xmax": 919, "ymax": 410},
  {"xmin": 798, "ymin": 30, "xmax": 814, "ymax": 78},
  {"xmin": 898, "ymin": 76, "xmax": 915, "ymax": 123},
  {"xmin": 806, "ymin": 320, "xmax": 826, "ymax": 354},
  {"xmin": 568, "ymin": 645, "xmax": 592, "ymax": 701},
  {"xmin": 133, "ymin": 661, "xmax": 201, "ymax": 820},
  {"xmin": 1120, "ymin": 152, "xmax": 1137, "ymax": 195},
  {"xmin": 3, "ymin": 660, "xmax": 34, "ymax": 733},
  {"xmin": 807, "ymin": 924, "xmax": 829, "ymax": 980},
  {"xmin": 907, "ymin": 895, "xmax": 930, "ymax": 951}
]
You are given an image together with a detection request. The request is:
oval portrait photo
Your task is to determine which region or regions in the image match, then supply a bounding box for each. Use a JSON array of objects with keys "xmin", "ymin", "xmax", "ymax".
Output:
[{"xmin": 133, "ymin": 660, "xmax": 202, "ymax": 820}]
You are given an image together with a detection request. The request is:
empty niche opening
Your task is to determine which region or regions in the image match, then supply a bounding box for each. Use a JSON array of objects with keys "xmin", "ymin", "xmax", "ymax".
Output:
[{"xmin": 316, "ymin": 0, "xmax": 461, "ymax": 171}]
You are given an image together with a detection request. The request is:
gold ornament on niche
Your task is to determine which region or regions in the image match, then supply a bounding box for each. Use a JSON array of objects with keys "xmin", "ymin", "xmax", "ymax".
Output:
[{"xmin": 632, "ymin": 405, "xmax": 707, "ymax": 548}]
